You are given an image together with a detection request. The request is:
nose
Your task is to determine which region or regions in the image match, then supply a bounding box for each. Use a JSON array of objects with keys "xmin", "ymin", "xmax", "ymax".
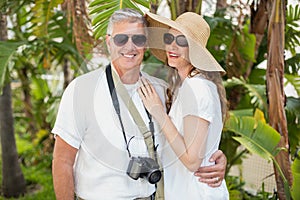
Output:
[
  {"xmin": 169, "ymin": 39, "xmax": 178, "ymax": 49},
  {"xmin": 124, "ymin": 37, "xmax": 136, "ymax": 49}
]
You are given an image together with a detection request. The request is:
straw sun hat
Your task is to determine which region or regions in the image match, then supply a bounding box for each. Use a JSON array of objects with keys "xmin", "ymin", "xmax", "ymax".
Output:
[{"xmin": 145, "ymin": 12, "xmax": 225, "ymax": 73}]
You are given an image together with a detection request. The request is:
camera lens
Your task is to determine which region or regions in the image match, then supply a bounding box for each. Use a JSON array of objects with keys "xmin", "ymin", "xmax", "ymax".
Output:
[{"xmin": 148, "ymin": 170, "xmax": 161, "ymax": 184}]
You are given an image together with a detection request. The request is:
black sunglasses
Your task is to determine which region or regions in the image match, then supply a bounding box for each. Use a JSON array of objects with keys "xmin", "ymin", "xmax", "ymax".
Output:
[
  {"xmin": 110, "ymin": 34, "xmax": 147, "ymax": 47},
  {"xmin": 163, "ymin": 33, "xmax": 188, "ymax": 47}
]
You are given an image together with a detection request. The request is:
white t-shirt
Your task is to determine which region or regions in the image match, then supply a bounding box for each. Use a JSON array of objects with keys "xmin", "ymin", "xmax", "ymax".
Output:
[
  {"xmin": 52, "ymin": 66, "xmax": 167, "ymax": 200},
  {"xmin": 162, "ymin": 75, "xmax": 229, "ymax": 200}
]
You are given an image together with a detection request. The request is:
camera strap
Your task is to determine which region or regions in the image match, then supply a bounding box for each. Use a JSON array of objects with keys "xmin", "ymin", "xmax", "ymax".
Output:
[
  {"xmin": 106, "ymin": 64, "xmax": 164, "ymax": 200},
  {"xmin": 105, "ymin": 64, "xmax": 156, "ymax": 158}
]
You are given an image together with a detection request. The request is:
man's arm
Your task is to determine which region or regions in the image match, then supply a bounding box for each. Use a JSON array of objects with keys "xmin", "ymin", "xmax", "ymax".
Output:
[
  {"xmin": 194, "ymin": 150, "xmax": 227, "ymax": 187},
  {"xmin": 52, "ymin": 135, "xmax": 78, "ymax": 200}
]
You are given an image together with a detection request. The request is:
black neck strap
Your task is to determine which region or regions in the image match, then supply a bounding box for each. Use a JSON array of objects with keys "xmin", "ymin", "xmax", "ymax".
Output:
[{"xmin": 105, "ymin": 64, "xmax": 155, "ymax": 157}]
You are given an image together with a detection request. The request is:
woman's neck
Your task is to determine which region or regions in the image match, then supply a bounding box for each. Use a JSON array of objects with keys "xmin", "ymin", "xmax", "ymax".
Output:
[{"xmin": 178, "ymin": 64, "xmax": 193, "ymax": 81}]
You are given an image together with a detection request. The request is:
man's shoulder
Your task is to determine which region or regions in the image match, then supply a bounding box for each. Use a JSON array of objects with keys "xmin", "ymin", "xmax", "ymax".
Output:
[{"xmin": 75, "ymin": 67, "xmax": 105, "ymax": 82}]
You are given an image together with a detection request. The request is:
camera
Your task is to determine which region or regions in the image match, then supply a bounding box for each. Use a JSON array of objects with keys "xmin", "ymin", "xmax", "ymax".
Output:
[{"xmin": 127, "ymin": 156, "xmax": 162, "ymax": 184}]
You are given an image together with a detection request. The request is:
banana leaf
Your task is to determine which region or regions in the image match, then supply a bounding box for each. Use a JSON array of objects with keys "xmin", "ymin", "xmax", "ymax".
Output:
[
  {"xmin": 224, "ymin": 112, "xmax": 281, "ymax": 159},
  {"xmin": 224, "ymin": 112, "xmax": 291, "ymax": 198},
  {"xmin": 291, "ymin": 150, "xmax": 300, "ymax": 199}
]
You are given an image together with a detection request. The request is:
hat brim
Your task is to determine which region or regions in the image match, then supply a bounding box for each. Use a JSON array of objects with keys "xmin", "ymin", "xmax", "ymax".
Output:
[{"xmin": 146, "ymin": 12, "xmax": 225, "ymax": 74}]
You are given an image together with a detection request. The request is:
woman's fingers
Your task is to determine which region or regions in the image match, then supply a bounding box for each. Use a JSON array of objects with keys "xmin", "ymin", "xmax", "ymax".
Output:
[{"xmin": 140, "ymin": 77, "xmax": 153, "ymax": 96}]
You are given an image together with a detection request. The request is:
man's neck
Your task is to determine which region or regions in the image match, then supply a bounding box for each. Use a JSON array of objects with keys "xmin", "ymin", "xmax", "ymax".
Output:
[{"xmin": 112, "ymin": 64, "xmax": 140, "ymax": 84}]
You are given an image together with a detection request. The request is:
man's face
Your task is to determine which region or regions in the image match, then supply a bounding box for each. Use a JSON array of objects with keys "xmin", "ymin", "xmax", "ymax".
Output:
[{"xmin": 106, "ymin": 21, "xmax": 146, "ymax": 76}]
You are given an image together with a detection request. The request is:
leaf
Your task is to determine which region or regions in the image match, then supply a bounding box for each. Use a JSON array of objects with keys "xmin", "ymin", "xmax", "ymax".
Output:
[
  {"xmin": 254, "ymin": 108, "xmax": 266, "ymax": 123},
  {"xmin": 285, "ymin": 53, "xmax": 300, "ymax": 76},
  {"xmin": 291, "ymin": 150, "xmax": 300, "ymax": 200},
  {"xmin": 224, "ymin": 113, "xmax": 281, "ymax": 157},
  {"xmin": 89, "ymin": 0, "xmax": 150, "ymax": 39},
  {"xmin": 132, "ymin": 0, "xmax": 150, "ymax": 8},
  {"xmin": 285, "ymin": 73, "xmax": 300, "ymax": 97},
  {"xmin": 224, "ymin": 77, "xmax": 267, "ymax": 111},
  {"xmin": 285, "ymin": 5, "xmax": 300, "ymax": 56},
  {"xmin": 0, "ymin": 41, "xmax": 25, "ymax": 91},
  {"xmin": 32, "ymin": 0, "xmax": 64, "ymax": 37}
]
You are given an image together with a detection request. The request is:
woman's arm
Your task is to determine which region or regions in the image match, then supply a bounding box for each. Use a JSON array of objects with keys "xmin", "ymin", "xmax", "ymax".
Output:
[{"xmin": 139, "ymin": 78, "xmax": 209, "ymax": 172}]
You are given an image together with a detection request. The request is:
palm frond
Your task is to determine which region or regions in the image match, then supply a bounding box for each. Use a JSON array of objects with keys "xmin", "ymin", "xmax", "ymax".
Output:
[
  {"xmin": 285, "ymin": 4, "xmax": 300, "ymax": 56},
  {"xmin": 89, "ymin": 0, "xmax": 150, "ymax": 39},
  {"xmin": 285, "ymin": 73, "xmax": 300, "ymax": 97},
  {"xmin": 0, "ymin": 41, "xmax": 25, "ymax": 91},
  {"xmin": 285, "ymin": 96, "xmax": 300, "ymax": 154},
  {"xmin": 225, "ymin": 77, "xmax": 267, "ymax": 111},
  {"xmin": 32, "ymin": 0, "xmax": 64, "ymax": 37},
  {"xmin": 285, "ymin": 53, "xmax": 300, "ymax": 74}
]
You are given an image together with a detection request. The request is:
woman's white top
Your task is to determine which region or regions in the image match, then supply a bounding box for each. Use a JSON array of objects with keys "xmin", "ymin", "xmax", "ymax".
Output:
[{"xmin": 162, "ymin": 75, "xmax": 229, "ymax": 200}]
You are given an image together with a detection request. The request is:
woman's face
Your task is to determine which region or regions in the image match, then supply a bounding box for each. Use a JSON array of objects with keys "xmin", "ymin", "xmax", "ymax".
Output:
[{"xmin": 165, "ymin": 28, "xmax": 191, "ymax": 70}]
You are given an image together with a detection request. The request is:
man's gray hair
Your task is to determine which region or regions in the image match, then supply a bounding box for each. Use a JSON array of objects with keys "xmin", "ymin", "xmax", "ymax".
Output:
[{"xmin": 106, "ymin": 8, "xmax": 147, "ymax": 35}]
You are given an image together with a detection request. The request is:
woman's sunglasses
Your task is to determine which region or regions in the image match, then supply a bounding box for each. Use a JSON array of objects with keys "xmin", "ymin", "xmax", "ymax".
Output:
[
  {"xmin": 109, "ymin": 34, "xmax": 147, "ymax": 47},
  {"xmin": 163, "ymin": 33, "xmax": 188, "ymax": 47}
]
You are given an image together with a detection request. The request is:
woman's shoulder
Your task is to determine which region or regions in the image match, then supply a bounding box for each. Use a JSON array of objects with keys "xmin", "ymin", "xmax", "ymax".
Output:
[{"xmin": 183, "ymin": 75, "xmax": 212, "ymax": 90}]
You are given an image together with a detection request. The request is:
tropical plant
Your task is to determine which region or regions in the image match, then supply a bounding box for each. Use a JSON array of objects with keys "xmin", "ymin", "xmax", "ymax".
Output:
[
  {"xmin": 82, "ymin": 0, "xmax": 300, "ymax": 199},
  {"xmin": 0, "ymin": 0, "xmax": 299, "ymax": 198},
  {"xmin": 0, "ymin": 10, "xmax": 26, "ymax": 198},
  {"xmin": 0, "ymin": 0, "xmax": 93, "ymax": 197}
]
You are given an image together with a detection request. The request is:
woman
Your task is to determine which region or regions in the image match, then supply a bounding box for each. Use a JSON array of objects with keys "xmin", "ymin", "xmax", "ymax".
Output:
[{"xmin": 138, "ymin": 12, "xmax": 229, "ymax": 199}]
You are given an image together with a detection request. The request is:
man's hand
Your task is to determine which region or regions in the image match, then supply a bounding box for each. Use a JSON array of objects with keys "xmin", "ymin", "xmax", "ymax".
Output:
[{"xmin": 194, "ymin": 150, "xmax": 227, "ymax": 187}]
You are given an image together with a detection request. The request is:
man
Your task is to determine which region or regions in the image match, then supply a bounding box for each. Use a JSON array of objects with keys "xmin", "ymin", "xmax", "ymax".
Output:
[{"xmin": 52, "ymin": 8, "xmax": 226, "ymax": 200}]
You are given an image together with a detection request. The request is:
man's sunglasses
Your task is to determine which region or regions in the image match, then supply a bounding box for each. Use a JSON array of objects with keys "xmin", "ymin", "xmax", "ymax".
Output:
[
  {"xmin": 163, "ymin": 33, "xmax": 188, "ymax": 47},
  {"xmin": 109, "ymin": 34, "xmax": 147, "ymax": 47}
]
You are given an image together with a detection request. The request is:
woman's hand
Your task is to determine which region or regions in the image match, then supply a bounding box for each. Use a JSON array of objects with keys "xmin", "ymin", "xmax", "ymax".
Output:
[{"xmin": 138, "ymin": 77, "xmax": 165, "ymax": 119}]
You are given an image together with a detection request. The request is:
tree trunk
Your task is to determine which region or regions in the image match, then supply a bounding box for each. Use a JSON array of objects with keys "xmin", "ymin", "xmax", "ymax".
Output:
[
  {"xmin": 168, "ymin": 0, "xmax": 202, "ymax": 19},
  {"xmin": 63, "ymin": 58, "xmax": 71, "ymax": 89},
  {"xmin": 0, "ymin": 11, "xmax": 26, "ymax": 198},
  {"xmin": 247, "ymin": 0, "xmax": 268, "ymax": 78},
  {"xmin": 266, "ymin": 0, "xmax": 292, "ymax": 199},
  {"xmin": 216, "ymin": 0, "xmax": 227, "ymax": 10}
]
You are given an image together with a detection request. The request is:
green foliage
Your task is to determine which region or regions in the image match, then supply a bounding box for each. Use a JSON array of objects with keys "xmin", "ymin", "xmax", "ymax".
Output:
[
  {"xmin": 285, "ymin": 73, "xmax": 300, "ymax": 97},
  {"xmin": 285, "ymin": 97, "xmax": 300, "ymax": 156},
  {"xmin": 206, "ymin": 11, "xmax": 256, "ymax": 76},
  {"xmin": 0, "ymin": 41, "xmax": 25, "ymax": 92},
  {"xmin": 226, "ymin": 176, "xmax": 277, "ymax": 200},
  {"xmin": 285, "ymin": 53, "xmax": 300, "ymax": 74},
  {"xmin": 224, "ymin": 111, "xmax": 292, "ymax": 198},
  {"xmin": 89, "ymin": 0, "xmax": 150, "ymax": 39},
  {"xmin": 229, "ymin": 20, "xmax": 256, "ymax": 71},
  {"xmin": 291, "ymin": 150, "xmax": 300, "ymax": 200},
  {"xmin": 0, "ymin": 133, "xmax": 54, "ymax": 200},
  {"xmin": 205, "ymin": 15, "xmax": 233, "ymax": 67},
  {"xmin": 285, "ymin": 4, "xmax": 300, "ymax": 56},
  {"xmin": 224, "ymin": 112, "xmax": 281, "ymax": 159},
  {"xmin": 226, "ymin": 176, "xmax": 247, "ymax": 199},
  {"xmin": 32, "ymin": 0, "xmax": 64, "ymax": 37},
  {"xmin": 225, "ymin": 77, "xmax": 268, "ymax": 113}
]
